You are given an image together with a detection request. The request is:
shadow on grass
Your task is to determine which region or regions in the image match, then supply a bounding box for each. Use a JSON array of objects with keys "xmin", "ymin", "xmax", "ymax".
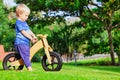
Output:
[
  {"xmin": 64, "ymin": 59, "xmax": 120, "ymax": 73},
  {"xmin": 64, "ymin": 63, "xmax": 120, "ymax": 74},
  {"xmin": 0, "ymin": 68, "xmax": 5, "ymax": 71},
  {"xmin": 88, "ymin": 65, "xmax": 120, "ymax": 72}
]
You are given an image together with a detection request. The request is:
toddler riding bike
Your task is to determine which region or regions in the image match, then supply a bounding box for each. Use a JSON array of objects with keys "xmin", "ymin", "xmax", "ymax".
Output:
[{"xmin": 2, "ymin": 34, "xmax": 62, "ymax": 71}]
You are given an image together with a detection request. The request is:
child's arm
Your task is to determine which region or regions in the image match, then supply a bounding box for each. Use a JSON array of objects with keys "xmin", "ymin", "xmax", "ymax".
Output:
[
  {"xmin": 21, "ymin": 30, "xmax": 38, "ymax": 43},
  {"xmin": 28, "ymin": 30, "xmax": 38, "ymax": 42},
  {"xmin": 28, "ymin": 30, "xmax": 37, "ymax": 38},
  {"xmin": 21, "ymin": 30, "xmax": 33, "ymax": 41}
]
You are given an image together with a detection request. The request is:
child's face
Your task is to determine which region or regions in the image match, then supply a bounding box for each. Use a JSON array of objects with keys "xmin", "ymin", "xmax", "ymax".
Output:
[{"xmin": 18, "ymin": 12, "xmax": 29, "ymax": 21}]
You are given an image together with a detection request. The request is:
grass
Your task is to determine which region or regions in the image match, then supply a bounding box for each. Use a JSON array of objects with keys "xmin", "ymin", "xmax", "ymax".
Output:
[
  {"xmin": 0, "ymin": 58, "xmax": 120, "ymax": 80},
  {"xmin": 66, "ymin": 57, "xmax": 113, "ymax": 66}
]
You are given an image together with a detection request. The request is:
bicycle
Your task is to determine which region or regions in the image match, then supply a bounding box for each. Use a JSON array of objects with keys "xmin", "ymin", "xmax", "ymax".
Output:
[{"xmin": 2, "ymin": 34, "xmax": 62, "ymax": 71}]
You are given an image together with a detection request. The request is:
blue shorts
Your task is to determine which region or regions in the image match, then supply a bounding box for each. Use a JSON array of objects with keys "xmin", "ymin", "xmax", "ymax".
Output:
[{"xmin": 14, "ymin": 44, "xmax": 31, "ymax": 67}]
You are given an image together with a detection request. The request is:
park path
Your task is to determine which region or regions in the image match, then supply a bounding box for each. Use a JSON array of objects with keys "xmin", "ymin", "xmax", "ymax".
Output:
[{"xmin": 61, "ymin": 53, "xmax": 117, "ymax": 62}]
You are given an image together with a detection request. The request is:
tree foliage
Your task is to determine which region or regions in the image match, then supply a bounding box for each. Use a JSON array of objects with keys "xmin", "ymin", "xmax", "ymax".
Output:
[
  {"xmin": 1, "ymin": 0, "xmax": 120, "ymax": 64},
  {"xmin": 0, "ymin": 3, "xmax": 15, "ymax": 51},
  {"xmin": 81, "ymin": 0, "xmax": 120, "ymax": 65}
]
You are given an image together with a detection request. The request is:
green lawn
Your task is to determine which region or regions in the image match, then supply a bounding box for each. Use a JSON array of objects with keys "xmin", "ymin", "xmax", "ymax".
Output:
[{"xmin": 0, "ymin": 61, "xmax": 120, "ymax": 80}]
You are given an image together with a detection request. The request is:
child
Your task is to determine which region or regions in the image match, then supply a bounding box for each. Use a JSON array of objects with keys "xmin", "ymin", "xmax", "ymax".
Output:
[{"xmin": 14, "ymin": 3, "xmax": 38, "ymax": 71}]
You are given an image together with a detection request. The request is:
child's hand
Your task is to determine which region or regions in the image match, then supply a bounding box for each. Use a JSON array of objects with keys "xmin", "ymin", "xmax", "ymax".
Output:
[
  {"xmin": 34, "ymin": 36, "xmax": 38, "ymax": 41},
  {"xmin": 31, "ymin": 37, "xmax": 38, "ymax": 44},
  {"xmin": 31, "ymin": 39, "xmax": 36, "ymax": 44}
]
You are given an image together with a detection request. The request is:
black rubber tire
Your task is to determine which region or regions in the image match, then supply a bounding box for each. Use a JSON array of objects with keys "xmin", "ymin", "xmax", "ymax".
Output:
[
  {"xmin": 42, "ymin": 52, "xmax": 62, "ymax": 71},
  {"xmin": 2, "ymin": 53, "xmax": 24, "ymax": 70}
]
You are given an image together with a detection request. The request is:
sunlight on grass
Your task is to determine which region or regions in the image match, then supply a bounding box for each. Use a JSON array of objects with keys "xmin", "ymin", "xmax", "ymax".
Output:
[{"xmin": 0, "ymin": 61, "xmax": 120, "ymax": 80}]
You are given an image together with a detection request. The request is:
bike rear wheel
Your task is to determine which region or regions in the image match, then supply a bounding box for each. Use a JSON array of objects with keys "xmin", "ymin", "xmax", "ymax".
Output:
[
  {"xmin": 42, "ymin": 52, "xmax": 62, "ymax": 71},
  {"xmin": 2, "ymin": 53, "xmax": 24, "ymax": 70}
]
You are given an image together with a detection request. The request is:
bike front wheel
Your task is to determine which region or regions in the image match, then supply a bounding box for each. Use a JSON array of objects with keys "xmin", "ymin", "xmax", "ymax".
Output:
[{"xmin": 42, "ymin": 52, "xmax": 62, "ymax": 71}]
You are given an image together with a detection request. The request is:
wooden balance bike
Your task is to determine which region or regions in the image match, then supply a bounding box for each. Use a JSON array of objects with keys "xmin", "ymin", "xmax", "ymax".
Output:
[{"xmin": 2, "ymin": 34, "xmax": 62, "ymax": 71}]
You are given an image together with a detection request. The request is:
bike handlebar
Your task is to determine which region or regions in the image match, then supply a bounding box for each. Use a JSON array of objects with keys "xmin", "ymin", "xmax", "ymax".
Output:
[{"xmin": 36, "ymin": 34, "xmax": 48, "ymax": 38}]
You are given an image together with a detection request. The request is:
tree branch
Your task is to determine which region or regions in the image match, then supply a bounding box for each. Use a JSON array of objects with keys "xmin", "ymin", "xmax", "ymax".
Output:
[
  {"xmin": 112, "ymin": 23, "xmax": 120, "ymax": 29},
  {"xmin": 85, "ymin": 5, "xmax": 102, "ymax": 21},
  {"xmin": 90, "ymin": 1, "xmax": 103, "ymax": 9}
]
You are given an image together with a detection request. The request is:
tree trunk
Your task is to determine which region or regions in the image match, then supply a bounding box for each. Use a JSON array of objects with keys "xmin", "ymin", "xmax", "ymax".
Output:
[
  {"xmin": 118, "ymin": 55, "xmax": 120, "ymax": 65},
  {"xmin": 107, "ymin": 30, "xmax": 115, "ymax": 65}
]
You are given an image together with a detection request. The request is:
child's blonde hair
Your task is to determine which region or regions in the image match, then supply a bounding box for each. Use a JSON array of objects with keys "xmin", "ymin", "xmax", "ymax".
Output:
[{"xmin": 16, "ymin": 3, "xmax": 30, "ymax": 17}]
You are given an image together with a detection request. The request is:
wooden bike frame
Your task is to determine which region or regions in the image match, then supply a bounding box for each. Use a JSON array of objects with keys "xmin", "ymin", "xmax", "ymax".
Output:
[{"xmin": 11, "ymin": 34, "xmax": 53, "ymax": 66}]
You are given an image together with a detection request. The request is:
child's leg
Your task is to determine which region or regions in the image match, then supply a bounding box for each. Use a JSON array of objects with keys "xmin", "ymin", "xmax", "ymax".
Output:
[
  {"xmin": 15, "ymin": 44, "xmax": 32, "ymax": 71},
  {"xmin": 27, "ymin": 66, "xmax": 32, "ymax": 71}
]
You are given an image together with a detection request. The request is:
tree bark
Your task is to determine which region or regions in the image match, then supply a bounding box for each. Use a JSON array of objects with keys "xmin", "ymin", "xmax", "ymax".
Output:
[
  {"xmin": 118, "ymin": 55, "xmax": 120, "ymax": 65},
  {"xmin": 107, "ymin": 29, "xmax": 115, "ymax": 65}
]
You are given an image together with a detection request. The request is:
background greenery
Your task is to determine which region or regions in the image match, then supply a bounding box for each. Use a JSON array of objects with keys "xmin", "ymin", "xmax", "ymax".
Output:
[
  {"xmin": 0, "ymin": 0, "xmax": 120, "ymax": 65},
  {"xmin": 0, "ymin": 1, "xmax": 120, "ymax": 80}
]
